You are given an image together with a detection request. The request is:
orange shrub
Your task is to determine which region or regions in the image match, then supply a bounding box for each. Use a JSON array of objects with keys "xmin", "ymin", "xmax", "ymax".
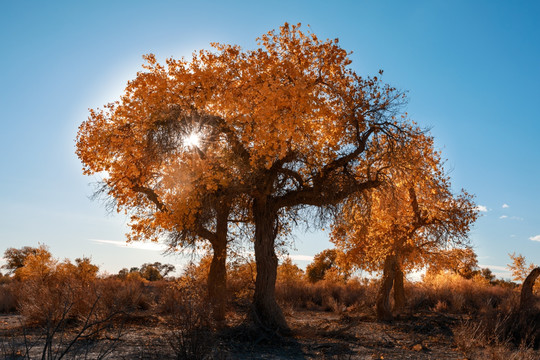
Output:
[{"xmin": 407, "ymin": 271, "xmax": 515, "ymax": 314}]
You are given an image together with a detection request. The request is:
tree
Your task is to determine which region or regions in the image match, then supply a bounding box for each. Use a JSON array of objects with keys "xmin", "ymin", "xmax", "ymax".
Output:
[
  {"xmin": 331, "ymin": 132, "xmax": 478, "ymax": 320},
  {"xmin": 76, "ymin": 59, "xmax": 246, "ymax": 321},
  {"xmin": 277, "ymin": 257, "xmax": 304, "ymax": 286},
  {"xmin": 15, "ymin": 246, "xmax": 57, "ymax": 282},
  {"xmin": 426, "ymin": 247, "xmax": 480, "ymax": 279},
  {"xmin": 76, "ymin": 23, "xmax": 421, "ymax": 333},
  {"xmin": 140, "ymin": 262, "xmax": 175, "ymax": 280},
  {"xmin": 2, "ymin": 245, "xmax": 51, "ymax": 275},
  {"xmin": 305, "ymin": 249, "xmax": 348, "ymax": 283},
  {"xmin": 508, "ymin": 252, "xmax": 537, "ymax": 283},
  {"xmin": 58, "ymin": 257, "xmax": 100, "ymax": 284}
]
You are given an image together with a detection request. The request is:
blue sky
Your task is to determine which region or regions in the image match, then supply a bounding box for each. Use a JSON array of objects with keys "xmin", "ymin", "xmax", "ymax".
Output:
[{"xmin": 1, "ymin": 0, "xmax": 539, "ymax": 278}]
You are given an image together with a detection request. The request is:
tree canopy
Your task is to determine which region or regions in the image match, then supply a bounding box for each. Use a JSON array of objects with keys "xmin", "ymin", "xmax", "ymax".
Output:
[
  {"xmin": 76, "ymin": 23, "xmax": 428, "ymax": 332},
  {"xmin": 331, "ymin": 132, "xmax": 477, "ymax": 273},
  {"xmin": 330, "ymin": 132, "xmax": 478, "ymax": 319}
]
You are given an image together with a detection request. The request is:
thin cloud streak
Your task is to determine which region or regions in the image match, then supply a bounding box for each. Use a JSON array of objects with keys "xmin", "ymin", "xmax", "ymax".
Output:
[
  {"xmin": 479, "ymin": 264, "xmax": 508, "ymax": 272},
  {"xmin": 288, "ymin": 254, "xmax": 314, "ymax": 262},
  {"xmin": 90, "ymin": 239, "xmax": 166, "ymax": 252}
]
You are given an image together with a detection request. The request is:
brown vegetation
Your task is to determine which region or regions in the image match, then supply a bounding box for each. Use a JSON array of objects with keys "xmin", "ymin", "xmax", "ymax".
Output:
[{"xmin": 3, "ymin": 246, "xmax": 539, "ymax": 359}]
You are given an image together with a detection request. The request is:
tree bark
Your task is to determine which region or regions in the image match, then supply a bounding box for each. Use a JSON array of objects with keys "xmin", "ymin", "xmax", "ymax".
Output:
[
  {"xmin": 206, "ymin": 202, "xmax": 230, "ymax": 323},
  {"xmin": 393, "ymin": 260, "xmax": 405, "ymax": 314},
  {"xmin": 376, "ymin": 255, "xmax": 396, "ymax": 321},
  {"xmin": 252, "ymin": 197, "xmax": 290, "ymax": 334},
  {"xmin": 207, "ymin": 238, "xmax": 227, "ymax": 323},
  {"xmin": 519, "ymin": 267, "xmax": 540, "ymax": 313}
]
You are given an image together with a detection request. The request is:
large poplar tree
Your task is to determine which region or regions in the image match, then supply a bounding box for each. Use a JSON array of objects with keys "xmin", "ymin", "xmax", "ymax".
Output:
[{"xmin": 76, "ymin": 23, "xmax": 419, "ymax": 332}]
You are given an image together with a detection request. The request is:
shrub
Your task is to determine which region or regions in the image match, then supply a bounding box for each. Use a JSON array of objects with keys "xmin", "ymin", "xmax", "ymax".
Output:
[
  {"xmin": 0, "ymin": 283, "xmax": 17, "ymax": 313},
  {"xmin": 164, "ymin": 276, "xmax": 215, "ymax": 360},
  {"xmin": 454, "ymin": 305, "xmax": 540, "ymax": 358},
  {"xmin": 407, "ymin": 272, "xmax": 513, "ymax": 314}
]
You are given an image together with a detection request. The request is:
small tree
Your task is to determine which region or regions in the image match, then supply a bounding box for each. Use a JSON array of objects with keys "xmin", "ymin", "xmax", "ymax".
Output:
[
  {"xmin": 13, "ymin": 245, "xmax": 57, "ymax": 282},
  {"xmin": 427, "ymin": 247, "xmax": 480, "ymax": 279},
  {"xmin": 305, "ymin": 249, "xmax": 348, "ymax": 283},
  {"xmin": 331, "ymin": 133, "xmax": 478, "ymax": 320},
  {"xmin": 140, "ymin": 262, "xmax": 176, "ymax": 281},
  {"xmin": 508, "ymin": 252, "xmax": 537, "ymax": 283},
  {"xmin": 2, "ymin": 245, "xmax": 51, "ymax": 275},
  {"xmin": 277, "ymin": 258, "xmax": 304, "ymax": 286}
]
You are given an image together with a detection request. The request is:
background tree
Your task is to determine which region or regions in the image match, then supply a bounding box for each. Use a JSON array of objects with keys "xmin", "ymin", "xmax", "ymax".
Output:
[
  {"xmin": 2, "ymin": 245, "xmax": 51, "ymax": 275},
  {"xmin": 331, "ymin": 133, "xmax": 478, "ymax": 320},
  {"xmin": 140, "ymin": 262, "xmax": 175, "ymax": 281},
  {"xmin": 305, "ymin": 249, "xmax": 349, "ymax": 283},
  {"xmin": 426, "ymin": 247, "xmax": 480, "ymax": 279},
  {"xmin": 508, "ymin": 252, "xmax": 537, "ymax": 283},
  {"xmin": 58, "ymin": 257, "xmax": 100, "ymax": 284},
  {"xmin": 77, "ymin": 23, "xmax": 422, "ymax": 333},
  {"xmin": 277, "ymin": 257, "xmax": 304, "ymax": 286}
]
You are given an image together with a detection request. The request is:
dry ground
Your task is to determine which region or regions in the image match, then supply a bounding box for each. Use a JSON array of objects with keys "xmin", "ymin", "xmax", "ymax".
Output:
[{"xmin": 0, "ymin": 309, "xmax": 474, "ymax": 359}]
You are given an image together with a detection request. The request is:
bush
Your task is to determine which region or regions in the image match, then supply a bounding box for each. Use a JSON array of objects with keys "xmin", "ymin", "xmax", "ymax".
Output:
[
  {"xmin": 407, "ymin": 272, "xmax": 513, "ymax": 314},
  {"xmin": 454, "ymin": 305, "xmax": 540, "ymax": 358},
  {"xmin": 0, "ymin": 283, "xmax": 17, "ymax": 313},
  {"xmin": 164, "ymin": 276, "xmax": 215, "ymax": 360}
]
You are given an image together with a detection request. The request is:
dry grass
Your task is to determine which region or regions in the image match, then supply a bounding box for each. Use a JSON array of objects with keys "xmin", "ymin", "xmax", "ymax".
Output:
[
  {"xmin": 454, "ymin": 313, "xmax": 540, "ymax": 359},
  {"xmin": 3, "ymin": 256, "xmax": 540, "ymax": 359},
  {"xmin": 407, "ymin": 272, "xmax": 515, "ymax": 314}
]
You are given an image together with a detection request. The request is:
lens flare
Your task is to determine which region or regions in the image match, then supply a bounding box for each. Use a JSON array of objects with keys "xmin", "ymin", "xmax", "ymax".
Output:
[{"xmin": 183, "ymin": 132, "xmax": 202, "ymax": 149}]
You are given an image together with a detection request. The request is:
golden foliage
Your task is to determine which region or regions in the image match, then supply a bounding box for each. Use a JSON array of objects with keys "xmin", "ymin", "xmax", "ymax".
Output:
[
  {"xmin": 507, "ymin": 252, "xmax": 537, "ymax": 283},
  {"xmin": 75, "ymin": 22, "xmax": 417, "ymax": 249},
  {"xmin": 331, "ymin": 132, "xmax": 478, "ymax": 274}
]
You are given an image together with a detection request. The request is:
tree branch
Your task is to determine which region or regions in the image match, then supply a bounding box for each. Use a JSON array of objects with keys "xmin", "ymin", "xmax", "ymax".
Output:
[{"xmin": 132, "ymin": 185, "xmax": 168, "ymax": 212}]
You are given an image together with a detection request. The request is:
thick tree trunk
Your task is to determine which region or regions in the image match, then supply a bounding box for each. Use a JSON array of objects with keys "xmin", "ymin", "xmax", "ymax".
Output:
[
  {"xmin": 376, "ymin": 255, "xmax": 396, "ymax": 321},
  {"xmin": 393, "ymin": 260, "xmax": 405, "ymax": 314},
  {"xmin": 252, "ymin": 197, "xmax": 290, "ymax": 334},
  {"xmin": 519, "ymin": 267, "xmax": 540, "ymax": 313},
  {"xmin": 207, "ymin": 238, "xmax": 227, "ymax": 323},
  {"xmin": 207, "ymin": 202, "xmax": 230, "ymax": 323}
]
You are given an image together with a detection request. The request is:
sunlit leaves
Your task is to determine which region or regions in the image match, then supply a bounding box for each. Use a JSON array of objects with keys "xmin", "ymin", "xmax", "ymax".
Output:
[
  {"xmin": 331, "ymin": 132, "xmax": 478, "ymax": 274},
  {"xmin": 76, "ymin": 23, "xmax": 423, "ymax": 255}
]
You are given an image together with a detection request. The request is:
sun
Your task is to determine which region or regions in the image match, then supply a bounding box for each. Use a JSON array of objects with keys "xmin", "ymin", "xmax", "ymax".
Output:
[{"xmin": 183, "ymin": 132, "xmax": 202, "ymax": 149}]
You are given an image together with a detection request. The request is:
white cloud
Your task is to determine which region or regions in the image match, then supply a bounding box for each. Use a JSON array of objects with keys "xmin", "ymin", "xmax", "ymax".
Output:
[
  {"xmin": 90, "ymin": 239, "xmax": 167, "ymax": 252},
  {"xmin": 479, "ymin": 264, "xmax": 512, "ymax": 279},
  {"xmin": 479, "ymin": 264, "xmax": 508, "ymax": 272},
  {"xmin": 289, "ymin": 254, "xmax": 314, "ymax": 262},
  {"xmin": 502, "ymin": 203, "xmax": 509, "ymax": 208},
  {"xmin": 529, "ymin": 235, "xmax": 540, "ymax": 242},
  {"xmin": 475, "ymin": 205, "xmax": 488, "ymax": 212},
  {"xmin": 499, "ymin": 215, "xmax": 508, "ymax": 219}
]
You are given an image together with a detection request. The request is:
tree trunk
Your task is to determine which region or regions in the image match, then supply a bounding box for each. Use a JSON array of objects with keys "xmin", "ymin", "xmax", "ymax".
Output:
[
  {"xmin": 252, "ymin": 197, "xmax": 290, "ymax": 334},
  {"xmin": 519, "ymin": 267, "xmax": 540, "ymax": 313},
  {"xmin": 207, "ymin": 202, "xmax": 230, "ymax": 323},
  {"xmin": 393, "ymin": 260, "xmax": 405, "ymax": 314},
  {"xmin": 207, "ymin": 238, "xmax": 227, "ymax": 323},
  {"xmin": 376, "ymin": 255, "xmax": 396, "ymax": 321}
]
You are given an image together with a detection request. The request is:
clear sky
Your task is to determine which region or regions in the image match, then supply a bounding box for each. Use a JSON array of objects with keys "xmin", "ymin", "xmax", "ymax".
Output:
[{"xmin": 1, "ymin": 0, "xmax": 539, "ymax": 278}]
